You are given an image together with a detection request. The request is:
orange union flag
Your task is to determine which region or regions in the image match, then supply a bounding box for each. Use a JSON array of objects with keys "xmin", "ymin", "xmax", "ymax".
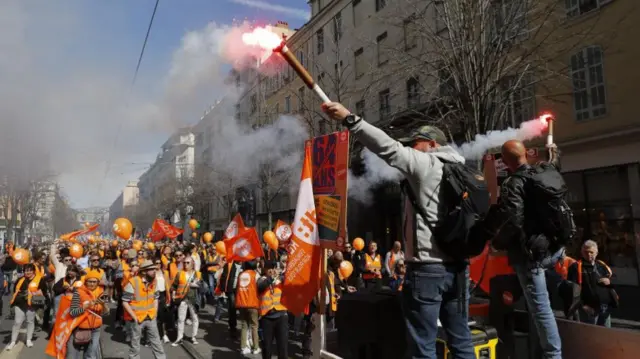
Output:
[
  {"xmin": 281, "ymin": 143, "xmax": 321, "ymax": 315},
  {"xmin": 225, "ymin": 213, "xmax": 246, "ymax": 240},
  {"xmin": 224, "ymin": 227, "xmax": 264, "ymax": 262}
]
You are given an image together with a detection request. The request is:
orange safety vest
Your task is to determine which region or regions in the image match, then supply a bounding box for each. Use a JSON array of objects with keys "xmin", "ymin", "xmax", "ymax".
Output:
[
  {"xmin": 259, "ymin": 282, "xmax": 287, "ymax": 316},
  {"xmin": 577, "ymin": 259, "xmax": 612, "ymax": 285},
  {"xmin": 207, "ymin": 254, "xmax": 220, "ymax": 273},
  {"xmin": 124, "ymin": 276, "xmax": 157, "ymax": 322},
  {"xmin": 235, "ymin": 270, "xmax": 259, "ymax": 309},
  {"xmin": 34, "ymin": 264, "xmax": 46, "ymax": 278},
  {"xmin": 48, "ymin": 263, "xmax": 56, "ymax": 275},
  {"xmin": 327, "ymin": 271, "xmax": 338, "ymax": 312},
  {"xmin": 11, "ymin": 275, "xmax": 42, "ymax": 306},
  {"xmin": 173, "ymin": 270, "xmax": 201, "ymax": 299},
  {"xmin": 392, "ymin": 274, "xmax": 404, "ymax": 291},
  {"xmin": 168, "ymin": 262, "xmax": 179, "ymax": 283},
  {"xmin": 76, "ymin": 286, "xmax": 105, "ymax": 329},
  {"xmin": 363, "ymin": 253, "xmax": 382, "ymax": 280}
]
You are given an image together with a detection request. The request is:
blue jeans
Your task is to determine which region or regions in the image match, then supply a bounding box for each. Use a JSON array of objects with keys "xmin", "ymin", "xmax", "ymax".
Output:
[
  {"xmin": 511, "ymin": 248, "xmax": 563, "ymax": 359},
  {"xmin": 207, "ymin": 273, "xmax": 216, "ymax": 297},
  {"xmin": 403, "ymin": 263, "xmax": 475, "ymax": 359},
  {"xmin": 66, "ymin": 328, "xmax": 101, "ymax": 359}
]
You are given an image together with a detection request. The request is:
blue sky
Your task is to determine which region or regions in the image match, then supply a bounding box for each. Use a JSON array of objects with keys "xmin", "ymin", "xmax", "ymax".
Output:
[{"xmin": 0, "ymin": 0, "xmax": 309, "ymax": 209}]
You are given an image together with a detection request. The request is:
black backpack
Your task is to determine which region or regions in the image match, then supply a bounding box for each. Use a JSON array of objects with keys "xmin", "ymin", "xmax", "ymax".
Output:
[
  {"xmin": 515, "ymin": 163, "xmax": 576, "ymax": 250},
  {"xmin": 404, "ymin": 159, "xmax": 491, "ymax": 261}
]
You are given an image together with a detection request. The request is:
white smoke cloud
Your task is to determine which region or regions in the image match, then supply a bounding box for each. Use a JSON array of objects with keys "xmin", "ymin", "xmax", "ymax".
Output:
[
  {"xmin": 348, "ymin": 119, "xmax": 548, "ymax": 204},
  {"xmin": 0, "ymin": 1, "xmax": 304, "ymax": 208}
]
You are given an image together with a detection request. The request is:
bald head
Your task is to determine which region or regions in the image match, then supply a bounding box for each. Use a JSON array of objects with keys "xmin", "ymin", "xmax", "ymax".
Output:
[{"xmin": 501, "ymin": 140, "xmax": 528, "ymax": 172}]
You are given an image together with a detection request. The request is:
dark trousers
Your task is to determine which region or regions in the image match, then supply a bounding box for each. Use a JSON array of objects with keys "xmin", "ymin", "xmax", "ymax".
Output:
[
  {"xmin": 226, "ymin": 292, "xmax": 237, "ymax": 333},
  {"xmin": 260, "ymin": 314, "xmax": 288, "ymax": 359},
  {"xmin": 114, "ymin": 278, "xmax": 123, "ymax": 323},
  {"xmin": 156, "ymin": 293, "xmax": 172, "ymax": 338}
]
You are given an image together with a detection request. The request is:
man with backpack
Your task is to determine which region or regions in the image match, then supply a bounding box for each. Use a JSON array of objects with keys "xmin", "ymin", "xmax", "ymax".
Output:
[
  {"xmin": 491, "ymin": 139, "xmax": 572, "ymax": 359},
  {"xmin": 323, "ymin": 102, "xmax": 480, "ymax": 359}
]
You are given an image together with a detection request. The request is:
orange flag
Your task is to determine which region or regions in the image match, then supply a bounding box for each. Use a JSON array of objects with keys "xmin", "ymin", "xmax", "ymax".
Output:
[
  {"xmin": 274, "ymin": 220, "xmax": 292, "ymax": 245},
  {"xmin": 224, "ymin": 213, "xmax": 246, "ymax": 240},
  {"xmin": 224, "ymin": 227, "xmax": 264, "ymax": 262},
  {"xmin": 45, "ymin": 294, "xmax": 89, "ymax": 359},
  {"xmin": 281, "ymin": 143, "xmax": 322, "ymax": 315}
]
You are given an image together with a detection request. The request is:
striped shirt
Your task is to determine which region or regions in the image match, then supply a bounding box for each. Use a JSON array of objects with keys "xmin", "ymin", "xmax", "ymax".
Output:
[{"xmin": 69, "ymin": 290, "xmax": 85, "ymax": 317}]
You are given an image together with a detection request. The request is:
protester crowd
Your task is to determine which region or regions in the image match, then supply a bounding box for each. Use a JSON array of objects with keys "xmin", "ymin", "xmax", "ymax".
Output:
[{"xmin": 0, "ymin": 102, "xmax": 621, "ymax": 359}]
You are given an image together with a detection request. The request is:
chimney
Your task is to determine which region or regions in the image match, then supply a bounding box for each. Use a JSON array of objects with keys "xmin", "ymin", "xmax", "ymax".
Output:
[{"xmin": 275, "ymin": 20, "xmax": 289, "ymax": 29}]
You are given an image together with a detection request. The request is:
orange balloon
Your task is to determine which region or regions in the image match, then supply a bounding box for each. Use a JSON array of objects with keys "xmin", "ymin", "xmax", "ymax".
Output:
[
  {"xmin": 353, "ymin": 238, "xmax": 365, "ymax": 251},
  {"xmin": 191, "ymin": 232, "xmax": 198, "ymax": 239},
  {"xmin": 113, "ymin": 218, "xmax": 133, "ymax": 240},
  {"xmin": 147, "ymin": 242, "xmax": 156, "ymax": 251},
  {"xmin": 111, "ymin": 240, "xmax": 119, "ymax": 247},
  {"xmin": 263, "ymin": 231, "xmax": 278, "ymax": 251},
  {"xmin": 95, "ymin": 231, "xmax": 100, "ymax": 236},
  {"xmin": 12, "ymin": 248, "xmax": 29, "ymax": 265},
  {"xmin": 215, "ymin": 241, "xmax": 226, "ymax": 256},
  {"xmin": 70, "ymin": 243, "xmax": 84, "ymax": 258},
  {"xmin": 132, "ymin": 240, "xmax": 143, "ymax": 251},
  {"xmin": 188, "ymin": 219, "xmax": 198, "ymax": 230},
  {"xmin": 85, "ymin": 222, "xmax": 90, "ymax": 227},
  {"xmin": 203, "ymin": 232, "xmax": 213, "ymax": 243},
  {"xmin": 339, "ymin": 261, "xmax": 354, "ymax": 280}
]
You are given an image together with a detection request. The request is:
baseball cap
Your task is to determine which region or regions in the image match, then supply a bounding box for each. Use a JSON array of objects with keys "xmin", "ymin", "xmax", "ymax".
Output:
[{"xmin": 398, "ymin": 125, "xmax": 448, "ymax": 145}]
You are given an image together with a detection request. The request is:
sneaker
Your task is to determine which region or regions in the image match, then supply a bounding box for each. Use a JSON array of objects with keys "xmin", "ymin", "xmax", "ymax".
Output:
[
  {"xmin": 252, "ymin": 348, "xmax": 261, "ymax": 355},
  {"xmin": 190, "ymin": 337, "xmax": 198, "ymax": 345},
  {"xmin": 171, "ymin": 339, "xmax": 183, "ymax": 347},
  {"xmin": 162, "ymin": 335, "xmax": 170, "ymax": 343},
  {"xmin": 6, "ymin": 342, "xmax": 16, "ymax": 351},
  {"xmin": 241, "ymin": 347, "xmax": 251, "ymax": 355},
  {"xmin": 26, "ymin": 340, "xmax": 34, "ymax": 348}
]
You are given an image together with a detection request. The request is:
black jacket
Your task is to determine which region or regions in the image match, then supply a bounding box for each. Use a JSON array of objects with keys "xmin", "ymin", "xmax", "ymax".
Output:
[{"xmin": 491, "ymin": 150, "xmax": 561, "ymax": 254}]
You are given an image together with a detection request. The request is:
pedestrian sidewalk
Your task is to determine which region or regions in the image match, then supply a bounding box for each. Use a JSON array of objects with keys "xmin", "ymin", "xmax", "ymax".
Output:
[{"xmin": 0, "ymin": 310, "xmax": 49, "ymax": 359}]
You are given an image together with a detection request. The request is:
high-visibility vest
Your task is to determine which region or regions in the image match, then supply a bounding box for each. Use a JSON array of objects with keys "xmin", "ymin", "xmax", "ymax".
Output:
[
  {"xmin": 77, "ymin": 286, "xmax": 105, "ymax": 329},
  {"xmin": 48, "ymin": 263, "xmax": 56, "ymax": 275},
  {"xmin": 34, "ymin": 264, "xmax": 46, "ymax": 278},
  {"xmin": 124, "ymin": 276, "xmax": 157, "ymax": 322},
  {"xmin": 327, "ymin": 271, "xmax": 338, "ymax": 312},
  {"xmin": 392, "ymin": 274, "xmax": 404, "ymax": 291},
  {"xmin": 207, "ymin": 254, "xmax": 219, "ymax": 273},
  {"xmin": 259, "ymin": 282, "xmax": 287, "ymax": 316},
  {"xmin": 577, "ymin": 260, "xmax": 612, "ymax": 285},
  {"xmin": 363, "ymin": 254, "xmax": 382, "ymax": 280},
  {"xmin": 11, "ymin": 275, "xmax": 42, "ymax": 306},
  {"xmin": 168, "ymin": 262, "xmax": 178, "ymax": 282},
  {"xmin": 174, "ymin": 270, "xmax": 201, "ymax": 299},
  {"xmin": 235, "ymin": 270, "xmax": 259, "ymax": 309}
]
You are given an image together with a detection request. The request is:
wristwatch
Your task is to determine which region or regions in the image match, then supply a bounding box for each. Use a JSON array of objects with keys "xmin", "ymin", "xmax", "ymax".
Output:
[{"xmin": 342, "ymin": 114, "xmax": 361, "ymax": 128}]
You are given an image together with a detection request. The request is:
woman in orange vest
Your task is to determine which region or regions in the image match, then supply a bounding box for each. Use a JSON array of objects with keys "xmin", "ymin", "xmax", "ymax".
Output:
[
  {"xmin": 66, "ymin": 271, "xmax": 109, "ymax": 358},
  {"xmin": 256, "ymin": 262, "xmax": 288, "ymax": 359},
  {"xmin": 7, "ymin": 263, "xmax": 47, "ymax": 351},
  {"xmin": 235, "ymin": 260, "xmax": 260, "ymax": 355},
  {"xmin": 362, "ymin": 241, "xmax": 382, "ymax": 288},
  {"xmin": 171, "ymin": 257, "xmax": 201, "ymax": 346}
]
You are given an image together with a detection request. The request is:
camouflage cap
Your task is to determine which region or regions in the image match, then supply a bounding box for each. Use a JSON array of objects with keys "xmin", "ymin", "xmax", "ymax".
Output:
[{"xmin": 398, "ymin": 125, "xmax": 448, "ymax": 145}]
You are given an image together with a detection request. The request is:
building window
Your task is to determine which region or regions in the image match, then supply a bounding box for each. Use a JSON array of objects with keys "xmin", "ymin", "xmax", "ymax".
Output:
[
  {"xmin": 404, "ymin": 15, "xmax": 418, "ymax": 50},
  {"xmin": 316, "ymin": 28, "xmax": 324, "ymax": 54},
  {"xmin": 565, "ymin": 0, "xmax": 612, "ymax": 18},
  {"xmin": 501, "ymin": 72, "xmax": 535, "ymax": 128},
  {"xmin": 298, "ymin": 86, "xmax": 305, "ymax": 112},
  {"xmin": 491, "ymin": 0, "xmax": 528, "ymax": 41},
  {"xmin": 333, "ymin": 12, "xmax": 342, "ymax": 42},
  {"xmin": 275, "ymin": 102, "xmax": 280, "ymax": 114},
  {"xmin": 376, "ymin": 0, "xmax": 387, "ymax": 12},
  {"xmin": 434, "ymin": 1, "xmax": 446, "ymax": 34},
  {"xmin": 356, "ymin": 100, "xmax": 366, "ymax": 118},
  {"xmin": 250, "ymin": 94, "xmax": 257, "ymax": 114},
  {"xmin": 438, "ymin": 65, "xmax": 456, "ymax": 97},
  {"xmin": 298, "ymin": 50, "xmax": 305, "ymax": 68},
  {"xmin": 284, "ymin": 96, "xmax": 291, "ymax": 113},
  {"xmin": 354, "ymin": 48, "xmax": 365, "ymax": 79},
  {"xmin": 407, "ymin": 77, "xmax": 420, "ymax": 108},
  {"xmin": 376, "ymin": 32, "xmax": 389, "ymax": 66},
  {"xmin": 234, "ymin": 104, "xmax": 240, "ymax": 120},
  {"xmin": 571, "ymin": 46, "xmax": 607, "ymax": 121},
  {"xmin": 379, "ymin": 89, "xmax": 390, "ymax": 122},
  {"xmin": 353, "ymin": 0, "xmax": 363, "ymax": 27}
]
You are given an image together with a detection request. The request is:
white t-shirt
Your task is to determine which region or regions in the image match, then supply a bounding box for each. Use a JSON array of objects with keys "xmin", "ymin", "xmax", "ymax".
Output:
[{"xmin": 156, "ymin": 273, "xmax": 166, "ymax": 292}]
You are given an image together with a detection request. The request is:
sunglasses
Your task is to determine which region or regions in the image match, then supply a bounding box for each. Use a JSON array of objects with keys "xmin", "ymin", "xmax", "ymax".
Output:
[
  {"xmin": 91, "ymin": 258, "xmax": 100, "ymax": 262},
  {"xmin": 63, "ymin": 258, "xmax": 72, "ymax": 262},
  {"xmin": 86, "ymin": 280, "xmax": 99, "ymax": 283},
  {"xmin": 184, "ymin": 261, "xmax": 193, "ymax": 265},
  {"xmin": 154, "ymin": 262, "xmax": 161, "ymax": 265},
  {"xmin": 131, "ymin": 263, "xmax": 139, "ymax": 267}
]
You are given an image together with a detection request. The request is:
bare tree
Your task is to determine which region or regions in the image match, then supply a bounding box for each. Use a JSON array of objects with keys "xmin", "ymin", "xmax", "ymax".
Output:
[
  {"xmin": 52, "ymin": 192, "xmax": 79, "ymax": 236},
  {"xmin": 367, "ymin": 0, "xmax": 624, "ymax": 140}
]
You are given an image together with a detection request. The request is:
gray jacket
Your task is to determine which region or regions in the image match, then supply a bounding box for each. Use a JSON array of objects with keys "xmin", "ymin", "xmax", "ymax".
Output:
[{"xmin": 350, "ymin": 119, "xmax": 466, "ymax": 263}]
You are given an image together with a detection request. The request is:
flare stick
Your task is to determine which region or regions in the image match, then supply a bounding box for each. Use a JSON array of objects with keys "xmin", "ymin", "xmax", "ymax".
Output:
[
  {"xmin": 274, "ymin": 41, "xmax": 331, "ymax": 104},
  {"xmin": 546, "ymin": 116, "xmax": 555, "ymax": 146}
]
